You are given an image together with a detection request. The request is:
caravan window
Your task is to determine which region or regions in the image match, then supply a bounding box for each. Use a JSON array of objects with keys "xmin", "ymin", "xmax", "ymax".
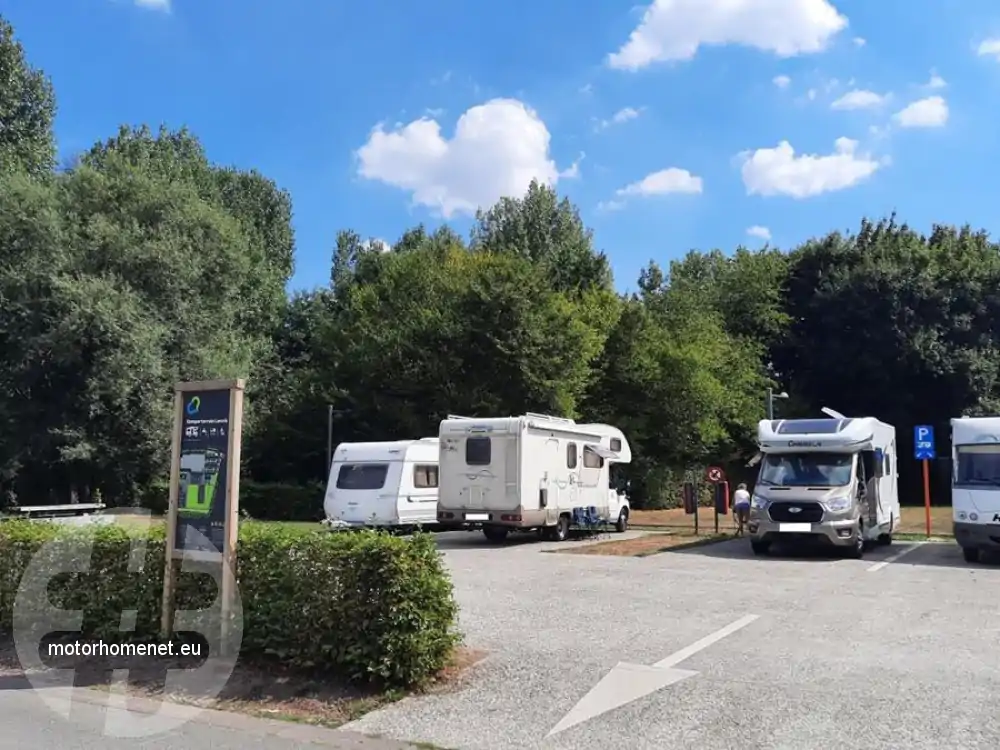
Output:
[
  {"xmin": 413, "ymin": 464, "xmax": 438, "ymax": 488},
  {"xmin": 465, "ymin": 437, "xmax": 491, "ymax": 465},
  {"xmin": 566, "ymin": 443, "xmax": 577, "ymax": 469},
  {"xmin": 955, "ymin": 445, "xmax": 1000, "ymax": 486},
  {"xmin": 336, "ymin": 464, "xmax": 389, "ymax": 490},
  {"xmin": 583, "ymin": 446, "xmax": 604, "ymax": 469},
  {"xmin": 610, "ymin": 438, "xmax": 622, "ymax": 452}
]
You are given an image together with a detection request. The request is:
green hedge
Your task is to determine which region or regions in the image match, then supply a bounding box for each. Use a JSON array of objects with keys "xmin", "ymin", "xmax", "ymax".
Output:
[
  {"xmin": 0, "ymin": 520, "xmax": 459, "ymax": 688},
  {"xmin": 136, "ymin": 480, "xmax": 324, "ymax": 523}
]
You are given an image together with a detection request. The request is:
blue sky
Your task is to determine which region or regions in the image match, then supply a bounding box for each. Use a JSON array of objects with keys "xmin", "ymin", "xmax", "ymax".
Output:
[{"xmin": 6, "ymin": 0, "xmax": 1000, "ymax": 293}]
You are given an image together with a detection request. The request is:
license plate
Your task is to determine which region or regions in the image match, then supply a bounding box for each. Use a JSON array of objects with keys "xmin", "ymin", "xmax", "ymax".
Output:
[
  {"xmin": 779, "ymin": 523, "xmax": 811, "ymax": 532},
  {"xmin": 465, "ymin": 513, "xmax": 489, "ymax": 521}
]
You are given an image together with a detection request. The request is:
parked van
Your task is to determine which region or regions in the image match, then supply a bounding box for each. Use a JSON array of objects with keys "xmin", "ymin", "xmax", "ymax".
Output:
[
  {"xmin": 323, "ymin": 439, "xmax": 439, "ymax": 530},
  {"xmin": 436, "ymin": 413, "xmax": 632, "ymax": 542},
  {"xmin": 748, "ymin": 410, "xmax": 899, "ymax": 558},
  {"xmin": 950, "ymin": 416, "xmax": 1000, "ymax": 562}
]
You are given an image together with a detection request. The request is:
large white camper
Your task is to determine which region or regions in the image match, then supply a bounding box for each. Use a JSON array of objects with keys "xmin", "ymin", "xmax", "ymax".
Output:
[
  {"xmin": 950, "ymin": 416, "xmax": 1000, "ymax": 563},
  {"xmin": 748, "ymin": 410, "xmax": 899, "ymax": 558},
  {"xmin": 436, "ymin": 413, "xmax": 632, "ymax": 542},
  {"xmin": 323, "ymin": 439, "xmax": 439, "ymax": 530}
]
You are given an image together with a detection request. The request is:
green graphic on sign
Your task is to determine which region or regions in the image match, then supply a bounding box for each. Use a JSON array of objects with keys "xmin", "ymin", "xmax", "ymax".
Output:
[{"xmin": 179, "ymin": 449, "xmax": 223, "ymax": 517}]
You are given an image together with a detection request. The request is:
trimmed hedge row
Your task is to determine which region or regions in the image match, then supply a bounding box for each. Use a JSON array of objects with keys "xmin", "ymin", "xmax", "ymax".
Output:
[{"xmin": 0, "ymin": 520, "xmax": 460, "ymax": 688}]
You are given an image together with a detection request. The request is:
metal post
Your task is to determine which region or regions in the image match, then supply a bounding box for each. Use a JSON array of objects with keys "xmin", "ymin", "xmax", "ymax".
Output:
[
  {"xmin": 766, "ymin": 387, "xmax": 774, "ymax": 420},
  {"xmin": 327, "ymin": 404, "xmax": 334, "ymax": 476}
]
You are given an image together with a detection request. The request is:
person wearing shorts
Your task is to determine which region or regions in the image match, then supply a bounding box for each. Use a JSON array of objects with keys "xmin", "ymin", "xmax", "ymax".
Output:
[{"xmin": 733, "ymin": 482, "xmax": 751, "ymax": 535}]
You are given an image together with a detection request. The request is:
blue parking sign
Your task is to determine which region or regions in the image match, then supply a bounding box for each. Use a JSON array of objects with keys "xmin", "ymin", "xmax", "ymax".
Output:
[{"xmin": 914, "ymin": 425, "xmax": 935, "ymax": 460}]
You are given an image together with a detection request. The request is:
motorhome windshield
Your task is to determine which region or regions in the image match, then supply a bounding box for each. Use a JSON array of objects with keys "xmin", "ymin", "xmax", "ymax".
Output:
[
  {"xmin": 955, "ymin": 444, "xmax": 1000, "ymax": 487},
  {"xmin": 757, "ymin": 452, "xmax": 854, "ymax": 487}
]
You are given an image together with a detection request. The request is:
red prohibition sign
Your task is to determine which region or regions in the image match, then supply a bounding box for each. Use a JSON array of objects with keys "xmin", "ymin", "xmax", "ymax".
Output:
[{"xmin": 706, "ymin": 466, "xmax": 724, "ymax": 483}]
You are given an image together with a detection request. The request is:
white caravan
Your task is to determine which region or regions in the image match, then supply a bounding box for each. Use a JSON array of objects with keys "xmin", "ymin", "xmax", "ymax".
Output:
[
  {"xmin": 950, "ymin": 416, "xmax": 1000, "ymax": 563},
  {"xmin": 436, "ymin": 413, "xmax": 632, "ymax": 542},
  {"xmin": 323, "ymin": 439, "xmax": 439, "ymax": 530},
  {"xmin": 748, "ymin": 410, "xmax": 899, "ymax": 558}
]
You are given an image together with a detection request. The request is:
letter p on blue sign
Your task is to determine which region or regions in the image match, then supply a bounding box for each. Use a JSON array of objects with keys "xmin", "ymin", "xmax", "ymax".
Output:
[{"xmin": 914, "ymin": 425, "xmax": 935, "ymax": 460}]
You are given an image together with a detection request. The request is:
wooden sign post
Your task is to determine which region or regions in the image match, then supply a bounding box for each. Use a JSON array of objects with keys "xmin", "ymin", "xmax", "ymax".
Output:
[{"xmin": 161, "ymin": 379, "xmax": 244, "ymax": 656}]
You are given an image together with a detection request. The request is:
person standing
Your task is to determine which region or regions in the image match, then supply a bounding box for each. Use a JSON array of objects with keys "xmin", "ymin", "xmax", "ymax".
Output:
[{"xmin": 733, "ymin": 482, "xmax": 751, "ymax": 536}]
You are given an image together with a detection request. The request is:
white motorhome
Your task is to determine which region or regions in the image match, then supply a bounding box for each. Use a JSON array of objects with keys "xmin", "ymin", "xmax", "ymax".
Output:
[
  {"xmin": 748, "ymin": 410, "xmax": 899, "ymax": 558},
  {"xmin": 323, "ymin": 439, "xmax": 439, "ymax": 530},
  {"xmin": 950, "ymin": 416, "xmax": 1000, "ymax": 563},
  {"xmin": 436, "ymin": 413, "xmax": 632, "ymax": 542}
]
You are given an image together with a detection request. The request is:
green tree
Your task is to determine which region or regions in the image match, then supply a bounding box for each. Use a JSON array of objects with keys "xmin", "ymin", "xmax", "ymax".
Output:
[
  {"xmin": 0, "ymin": 15, "xmax": 56, "ymax": 177},
  {"xmin": 470, "ymin": 179, "xmax": 613, "ymax": 293}
]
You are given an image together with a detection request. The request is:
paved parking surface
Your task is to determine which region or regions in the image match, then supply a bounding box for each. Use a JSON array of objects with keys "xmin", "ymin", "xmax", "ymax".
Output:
[{"xmin": 344, "ymin": 532, "xmax": 1000, "ymax": 749}]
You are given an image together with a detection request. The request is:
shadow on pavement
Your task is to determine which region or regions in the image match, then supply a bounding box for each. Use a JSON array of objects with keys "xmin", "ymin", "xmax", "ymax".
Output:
[
  {"xmin": 670, "ymin": 537, "xmax": 905, "ymax": 563},
  {"xmin": 885, "ymin": 541, "xmax": 1000, "ymax": 570},
  {"xmin": 433, "ymin": 529, "xmax": 615, "ymax": 551}
]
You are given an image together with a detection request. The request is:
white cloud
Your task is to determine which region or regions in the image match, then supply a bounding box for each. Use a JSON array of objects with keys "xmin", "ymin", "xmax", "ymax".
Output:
[
  {"xmin": 747, "ymin": 225, "xmax": 772, "ymax": 240},
  {"xmin": 597, "ymin": 199, "xmax": 626, "ymax": 212},
  {"xmin": 616, "ymin": 168, "xmax": 703, "ymax": 196},
  {"xmin": 738, "ymin": 137, "xmax": 881, "ymax": 198},
  {"xmin": 596, "ymin": 106, "xmax": 643, "ymax": 130},
  {"xmin": 830, "ymin": 89, "xmax": 887, "ymax": 110},
  {"xmin": 926, "ymin": 71, "xmax": 946, "ymax": 89},
  {"xmin": 977, "ymin": 39, "xmax": 1000, "ymax": 60},
  {"xmin": 356, "ymin": 98, "xmax": 564, "ymax": 218},
  {"xmin": 853, "ymin": 36, "xmax": 866, "ymax": 46},
  {"xmin": 607, "ymin": 0, "xmax": 847, "ymax": 70},
  {"xmin": 134, "ymin": 0, "xmax": 170, "ymax": 9},
  {"xmin": 893, "ymin": 96, "xmax": 948, "ymax": 128},
  {"xmin": 773, "ymin": 75, "xmax": 791, "ymax": 88},
  {"xmin": 362, "ymin": 238, "xmax": 391, "ymax": 253}
]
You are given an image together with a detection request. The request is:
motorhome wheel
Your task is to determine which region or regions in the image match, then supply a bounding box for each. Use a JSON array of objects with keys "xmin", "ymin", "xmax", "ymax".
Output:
[
  {"xmin": 962, "ymin": 547, "xmax": 980, "ymax": 563},
  {"xmin": 847, "ymin": 523, "xmax": 864, "ymax": 559},
  {"xmin": 554, "ymin": 514, "xmax": 570, "ymax": 542},
  {"xmin": 616, "ymin": 509, "xmax": 628, "ymax": 533},
  {"xmin": 750, "ymin": 540, "xmax": 770, "ymax": 556}
]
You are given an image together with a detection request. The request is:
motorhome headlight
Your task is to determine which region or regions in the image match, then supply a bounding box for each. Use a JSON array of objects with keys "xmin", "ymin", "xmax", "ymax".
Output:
[
  {"xmin": 970, "ymin": 512, "xmax": 979, "ymax": 521},
  {"xmin": 823, "ymin": 496, "xmax": 852, "ymax": 512},
  {"xmin": 957, "ymin": 511, "xmax": 967, "ymax": 521},
  {"xmin": 751, "ymin": 495, "xmax": 769, "ymax": 510}
]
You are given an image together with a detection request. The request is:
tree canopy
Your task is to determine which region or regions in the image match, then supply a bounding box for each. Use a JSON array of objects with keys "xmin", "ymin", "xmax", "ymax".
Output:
[{"xmin": 0, "ymin": 13, "xmax": 994, "ymax": 508}]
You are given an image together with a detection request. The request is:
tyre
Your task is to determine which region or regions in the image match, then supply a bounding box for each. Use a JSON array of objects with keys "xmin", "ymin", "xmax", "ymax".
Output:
[
  {"xmin": 616, "ymin": 509, "xmax": 629, "ymax": 533},
  {"xmin": 750, "ymin": 540, "xmax": 770, "ymax": 556},
  {"xmin": 553, "ymin": 514, "xmax": 571, "ymax": 542},
  {"xmin": 846, "ymin": 524, "xmax": 865, "ymax": 559},
  {"xmin": 962, "ymin": 546, "xmax": 980, "ymax": 563},
  {"xmin": 482, "ymin": 526, "xmax": 509, "ymax": 543},
  {"xmin": 878, "ymin": 533, "xmax": 892, "ymax": 546}
]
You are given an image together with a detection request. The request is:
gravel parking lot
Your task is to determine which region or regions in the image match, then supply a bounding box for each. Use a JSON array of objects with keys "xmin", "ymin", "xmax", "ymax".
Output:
[{"xmin": 344, "ymin": 532, "xmax": 1000, "ymax": 750}]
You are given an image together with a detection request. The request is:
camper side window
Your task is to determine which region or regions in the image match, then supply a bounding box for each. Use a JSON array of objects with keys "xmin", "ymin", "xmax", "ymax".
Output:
[
  {"xmin": 583, "ymin": 446, "xmax": 603, "ymax": 469},
  {"xmin": 413, "ymin": 464, "xmax": 438, "ymax": 488},
  {"xmin": 336, "ymin": 464, "xmax": 389, "ymax": 490},
  {"xmin": 566, "ymin": 443, "xmax": 577, "ymax": 469},
  {"xmin": 610, "ymin": 438, "xmax": 622, "ymax": 452},
  {"xmin": 466, "ymin": 437, "xmax": 491, "ymax": 465}
]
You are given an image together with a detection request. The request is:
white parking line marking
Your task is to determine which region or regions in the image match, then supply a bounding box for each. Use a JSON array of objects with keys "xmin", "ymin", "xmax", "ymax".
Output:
[{"xmin": 866, "ymin": 542, "xmax": 924, "ymax": 572}]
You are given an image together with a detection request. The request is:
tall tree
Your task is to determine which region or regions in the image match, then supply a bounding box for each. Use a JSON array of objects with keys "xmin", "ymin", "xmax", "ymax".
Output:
[
  {"xmin": 0, "ymin": 15, "xmax": 56, "ymax": 178},
  {"xmin": 470, "ymin": 179, "xmax": 613, "ymax": 293}
]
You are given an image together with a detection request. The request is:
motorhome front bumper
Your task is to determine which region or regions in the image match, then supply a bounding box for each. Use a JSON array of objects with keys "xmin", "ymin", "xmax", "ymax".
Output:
[
  {"xmin": 954, "ymin": 521, "xmax": 1000, "ymax": 550},
  {"xmin": 749, "ymin": 503, "xmax": 859, "ymax": 546}
]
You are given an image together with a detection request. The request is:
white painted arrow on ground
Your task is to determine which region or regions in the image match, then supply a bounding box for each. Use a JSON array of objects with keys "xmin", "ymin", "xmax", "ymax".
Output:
[{"xmin": 548, "ymin": 614, "xmax": 760, "ymax": 736}]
